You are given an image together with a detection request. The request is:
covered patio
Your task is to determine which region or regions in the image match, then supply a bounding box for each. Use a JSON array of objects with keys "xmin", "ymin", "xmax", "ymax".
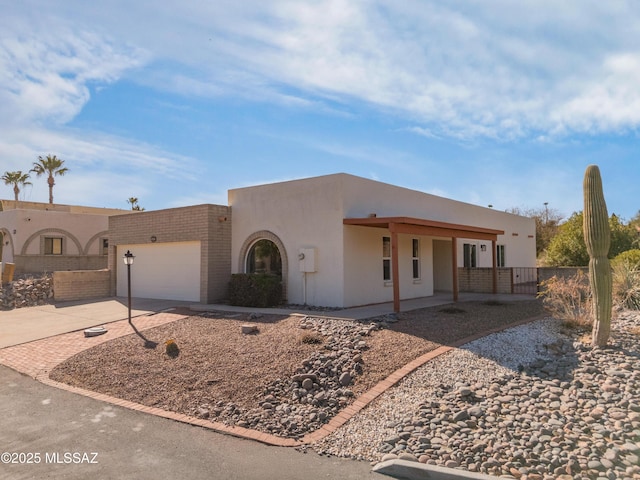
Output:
[{"xmin": 343, "ymin": 216, "xmax": 505, "ymax": 312}]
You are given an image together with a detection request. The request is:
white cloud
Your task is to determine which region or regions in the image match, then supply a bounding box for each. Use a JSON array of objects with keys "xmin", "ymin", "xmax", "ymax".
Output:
[
  {"xmin": 0, "ymin": 16, "xmax": 147, "ymax": 127},
  {"xmin": 4, "ymin": 0, "xmax": 640, "ymax": 164}
]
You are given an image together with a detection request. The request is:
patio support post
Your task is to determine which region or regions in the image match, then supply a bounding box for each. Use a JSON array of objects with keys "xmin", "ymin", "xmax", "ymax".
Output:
[
  {"xmin": 492, "ymin": 239, "xmax": 498, "ymax": 294},
  {"xmin": 391, "ymin": 226, "xmax": 401, "ymax": 313},
  {"xmin": 452, "ymin": 236, "xmax": 459, "ymax": 302}
]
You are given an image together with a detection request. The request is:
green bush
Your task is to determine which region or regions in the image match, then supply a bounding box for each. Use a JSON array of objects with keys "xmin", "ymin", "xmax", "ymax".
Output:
[
  {"xmin": 612, "ymin": 249, "xmax": 640, "ymax": 269},
  {"xmin": 228, "ymin": 273, "xmax": 283, "ymax": 307}
]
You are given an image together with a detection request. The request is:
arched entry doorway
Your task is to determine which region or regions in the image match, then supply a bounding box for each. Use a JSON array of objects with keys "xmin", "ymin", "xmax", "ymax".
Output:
[
  {"xmin": 239, "ymin": 231, "xmax": 288, "ymax": 301},
  {"xmin": 246, "ymin": 239, "xmax": 282, "ymax": 276}
]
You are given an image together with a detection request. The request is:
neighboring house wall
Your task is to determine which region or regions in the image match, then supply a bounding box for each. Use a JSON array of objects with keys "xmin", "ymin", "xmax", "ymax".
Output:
[
  {"xmin": 108, "ymin": 204, "xmax": 231, "ymax": 303},
  {"xmin": 0, "ymin": 201, "xmax": 126, "ymax": 274},
  {"xmin": 230, "ymin": 173, "xmax": 536, "ymax": 308}
]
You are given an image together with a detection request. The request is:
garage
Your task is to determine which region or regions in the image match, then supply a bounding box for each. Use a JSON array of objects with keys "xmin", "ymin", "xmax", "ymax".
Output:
[{"xmin": 116, "ymin": 241, "xmax": 201, "ymax": 302}]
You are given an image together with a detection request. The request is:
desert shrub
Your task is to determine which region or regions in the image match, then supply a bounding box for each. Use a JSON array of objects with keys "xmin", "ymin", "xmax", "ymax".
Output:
[
  {"xmin": 613, "ymin": 261, "xmax": 640, "ymax": 310},
  {"xmin": 228, "ymin": 273, "xmax": 283, "ymax": 308},
  {"xmin": 298, "ymin": 332, "xmax": 324, "ymax": 345},
  {"xmin": 165, "ymin": 339, "xmax": 180, "ymax": 358},
  {"xmin": 612, "ymin": 249, "xmax": 640, "ymax": 269},
  {"xmin": 538, "ymin": 271, "xmax": 592, "ymax": 328}
]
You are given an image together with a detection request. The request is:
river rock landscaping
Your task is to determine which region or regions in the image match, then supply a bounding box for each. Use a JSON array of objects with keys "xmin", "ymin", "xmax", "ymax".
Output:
[
  {"xmin": 313, "ymin": 311, "xmax": 640, "ymax": 480},
  {"xmin": 48, "ymin": 299, "xmax": 640, "ymax": 479}
]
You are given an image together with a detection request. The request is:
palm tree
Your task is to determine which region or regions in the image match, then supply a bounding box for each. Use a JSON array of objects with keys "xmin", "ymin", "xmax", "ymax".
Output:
[
  {"xmin": 127, "ymin": 197, "xmax": 145, "ymax": 211},
  {"xmin": 31, "ymin": 154, "xmax": 69, "ymax": 204},
  {"xmin": 2, "ymin": 171, "xmax": 32, "ymax": 202}
]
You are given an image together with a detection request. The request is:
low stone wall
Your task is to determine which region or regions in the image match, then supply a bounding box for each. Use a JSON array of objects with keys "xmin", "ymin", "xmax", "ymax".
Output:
[
  {"xmin": 0, "ymin": 275, "xmax": 53, "ymax": 309},
  {"xmin": 53, "ymin": 269, "xmax": 111, "ymax": 302},
  {"xmin": 538, "ymin": 267, "xmax": 588, "ymax": 283}
]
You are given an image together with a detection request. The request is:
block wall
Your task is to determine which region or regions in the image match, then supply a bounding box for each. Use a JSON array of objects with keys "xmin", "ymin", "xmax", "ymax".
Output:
[
  {"xmin": 457, "ymin": 268, "xmax": 513, "ymax": 294},
  {"xmin": 108, "ymin": 204, "xmax": 232, "ymax": 303},
  {"xmin": 53, "ymin": 269, "xmax": 111, "ymax": 302},
  {"xmin": 15, "ymin": 255, "xmax": 108, "ymax": 274}
]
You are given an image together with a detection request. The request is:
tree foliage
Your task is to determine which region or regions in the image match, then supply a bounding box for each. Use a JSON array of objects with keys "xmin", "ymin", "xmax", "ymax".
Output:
[
  {"xmin": 2, "ymin": 171, "xmax": 31, "ymax": 202},
  {"xmin": 31, "ymin": 154, "xmax": 68, "ymax": 204},
  {"xmin": 544, "ymin": 211, "xmax": 637, "ymax": 266},
  {"xmin": 127, "ymin": 197, "xmax": 145, "ymax": 211}
]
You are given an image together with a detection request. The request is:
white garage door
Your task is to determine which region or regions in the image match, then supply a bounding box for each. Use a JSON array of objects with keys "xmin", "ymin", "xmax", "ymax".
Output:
[{"xmin": 117, "ymin": 242, "xmax": 201, "ymax": 302}]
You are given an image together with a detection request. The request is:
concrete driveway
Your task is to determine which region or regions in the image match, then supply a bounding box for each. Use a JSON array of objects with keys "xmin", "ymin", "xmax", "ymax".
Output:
[{"xmin": 0, "ymin": 297, "xmax": 192, "ymax": 349}]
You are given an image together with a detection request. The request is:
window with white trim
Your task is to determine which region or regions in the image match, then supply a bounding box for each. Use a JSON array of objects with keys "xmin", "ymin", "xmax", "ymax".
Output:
[
  {"xmin": 412, "ymin": 238, "xmax": 420, "ymax": 280},
  {"xmin": 463, "ymin": 243, "xmax": 476, "ymax": 268},
  {"xmin": 496, "ymin": 244, "xmax": 506, "ymax": 267},
  {"xmin": 382, "ymin": 236, "xmax": 391, "ymax": 282}
]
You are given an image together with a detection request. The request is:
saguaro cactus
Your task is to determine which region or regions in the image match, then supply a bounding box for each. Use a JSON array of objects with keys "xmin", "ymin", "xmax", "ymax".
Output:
[{"xmin": 583, "ymin": 165, "xmax": 612, "ymax": 346}]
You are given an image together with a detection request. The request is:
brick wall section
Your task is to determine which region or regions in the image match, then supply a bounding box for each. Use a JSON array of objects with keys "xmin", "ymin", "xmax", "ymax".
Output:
[
  {"xmin": 53, "ymin": 269, "xmax": 111, "ymax": 302},
  {"xmin": 108, "ymin": 204, "xmax": 231, "ymax": 303},
  {"xmin": 14, "ymin": 255, "xmax": 107, "ymax": 274},
  {"xmin": 458, "ymin": 268, "xmax": 513, "ymax": 294}
]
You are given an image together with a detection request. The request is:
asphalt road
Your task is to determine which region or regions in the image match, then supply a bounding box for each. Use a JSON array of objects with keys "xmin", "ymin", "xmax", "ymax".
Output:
[{"xmin": 0, "ymin": 366, "xmax": 383, "ymax": 480}]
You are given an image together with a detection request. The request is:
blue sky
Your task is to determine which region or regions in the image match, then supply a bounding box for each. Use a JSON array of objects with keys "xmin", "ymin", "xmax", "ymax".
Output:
[{"xmin": 1, "ymin": 1, "xmax": 639, "ymax": 221}]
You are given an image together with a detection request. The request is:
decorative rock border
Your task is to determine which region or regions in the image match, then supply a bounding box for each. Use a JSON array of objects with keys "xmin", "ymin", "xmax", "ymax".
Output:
[{"xmin": 0, "ymin": 275, "xmax": 53, "ymax": 309}]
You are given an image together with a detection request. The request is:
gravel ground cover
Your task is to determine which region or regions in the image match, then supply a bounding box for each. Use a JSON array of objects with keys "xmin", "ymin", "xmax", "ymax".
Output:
[
  {"xmin": 49, "ymin": 299, "xmax": 640, "ymax": 478},
  {"xmin": 49, "ymin": 300, "xmax": 542, "ymax": 439},
  {"xmin": 313, "ymin": 311, "xmax": 640, "ymax": 480}
]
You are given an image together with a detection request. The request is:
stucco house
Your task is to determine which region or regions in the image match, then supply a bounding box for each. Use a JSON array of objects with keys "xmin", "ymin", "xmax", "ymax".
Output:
[
  {"xmin": 0, "ymin": 200, "xmax": 131, "ymax": 276},
  {"xmin": 108, "ymin": 173, "xmax": 536, "ymax": 310}
]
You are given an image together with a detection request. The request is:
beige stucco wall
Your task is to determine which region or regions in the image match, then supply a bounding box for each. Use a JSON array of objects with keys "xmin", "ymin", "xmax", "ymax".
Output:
[
  {"xmin": 339, "ymin": 174, "xmax": 536, "ymax": 267},
  {"xmin": 0, "ymin": 206, "xmax": 118, "ymax": 272},
  {"xmin": 230, "ymin": 173, "xmax": 536, "ymax": 308},
  {"xmin": 230, "ymin": 176, "xmax": 346, "ymax": 307}
]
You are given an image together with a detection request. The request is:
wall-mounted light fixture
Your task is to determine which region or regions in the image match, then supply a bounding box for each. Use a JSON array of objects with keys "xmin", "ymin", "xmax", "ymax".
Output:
[
  {"xmin": 480, "ymin": 244, "xmax": 487, "ymax": 252},
  {"xmin": 150, "ymin": 235, "xmax": 157, "ymax": 243}
]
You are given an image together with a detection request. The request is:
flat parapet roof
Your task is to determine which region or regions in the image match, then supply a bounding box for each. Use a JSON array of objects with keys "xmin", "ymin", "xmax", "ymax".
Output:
[{"xmin": 343, "ymin": 216, "xmax": 504, "ymax": 241}]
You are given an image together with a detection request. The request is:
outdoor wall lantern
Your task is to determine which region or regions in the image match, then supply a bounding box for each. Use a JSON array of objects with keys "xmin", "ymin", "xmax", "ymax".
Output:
[{"xmin": 480, "ymin": 244, "xmax": 487, "ymax": 252}]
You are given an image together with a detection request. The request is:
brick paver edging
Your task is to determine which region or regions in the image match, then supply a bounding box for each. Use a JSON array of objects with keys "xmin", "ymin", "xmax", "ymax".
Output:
[{"xmin": 0, "ymin": 311, "xmax": 548, "ymax": 448}]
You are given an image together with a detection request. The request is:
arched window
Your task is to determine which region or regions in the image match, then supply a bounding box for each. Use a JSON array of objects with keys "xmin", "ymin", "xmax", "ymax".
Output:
[{"xmin": 246, "ymin": 239, "xmax": 282, "ymax": 276}]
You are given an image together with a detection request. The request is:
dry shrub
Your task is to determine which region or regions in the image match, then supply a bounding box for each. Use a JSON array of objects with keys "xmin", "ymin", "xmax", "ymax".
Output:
[
  {"xmin": 613, "ymin": 261, "xmax": 640, "ymax": 310},
  {"xmin": 164, "ymin": 339, "xmax": 180, "ymax": 358},
  {"xmin": 298, "ymin": 331, "xmax": 324, "ymax": 345},
  {"xmin": 538, "ymin": 272, "xmax": 592, "ymax": 328}
]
